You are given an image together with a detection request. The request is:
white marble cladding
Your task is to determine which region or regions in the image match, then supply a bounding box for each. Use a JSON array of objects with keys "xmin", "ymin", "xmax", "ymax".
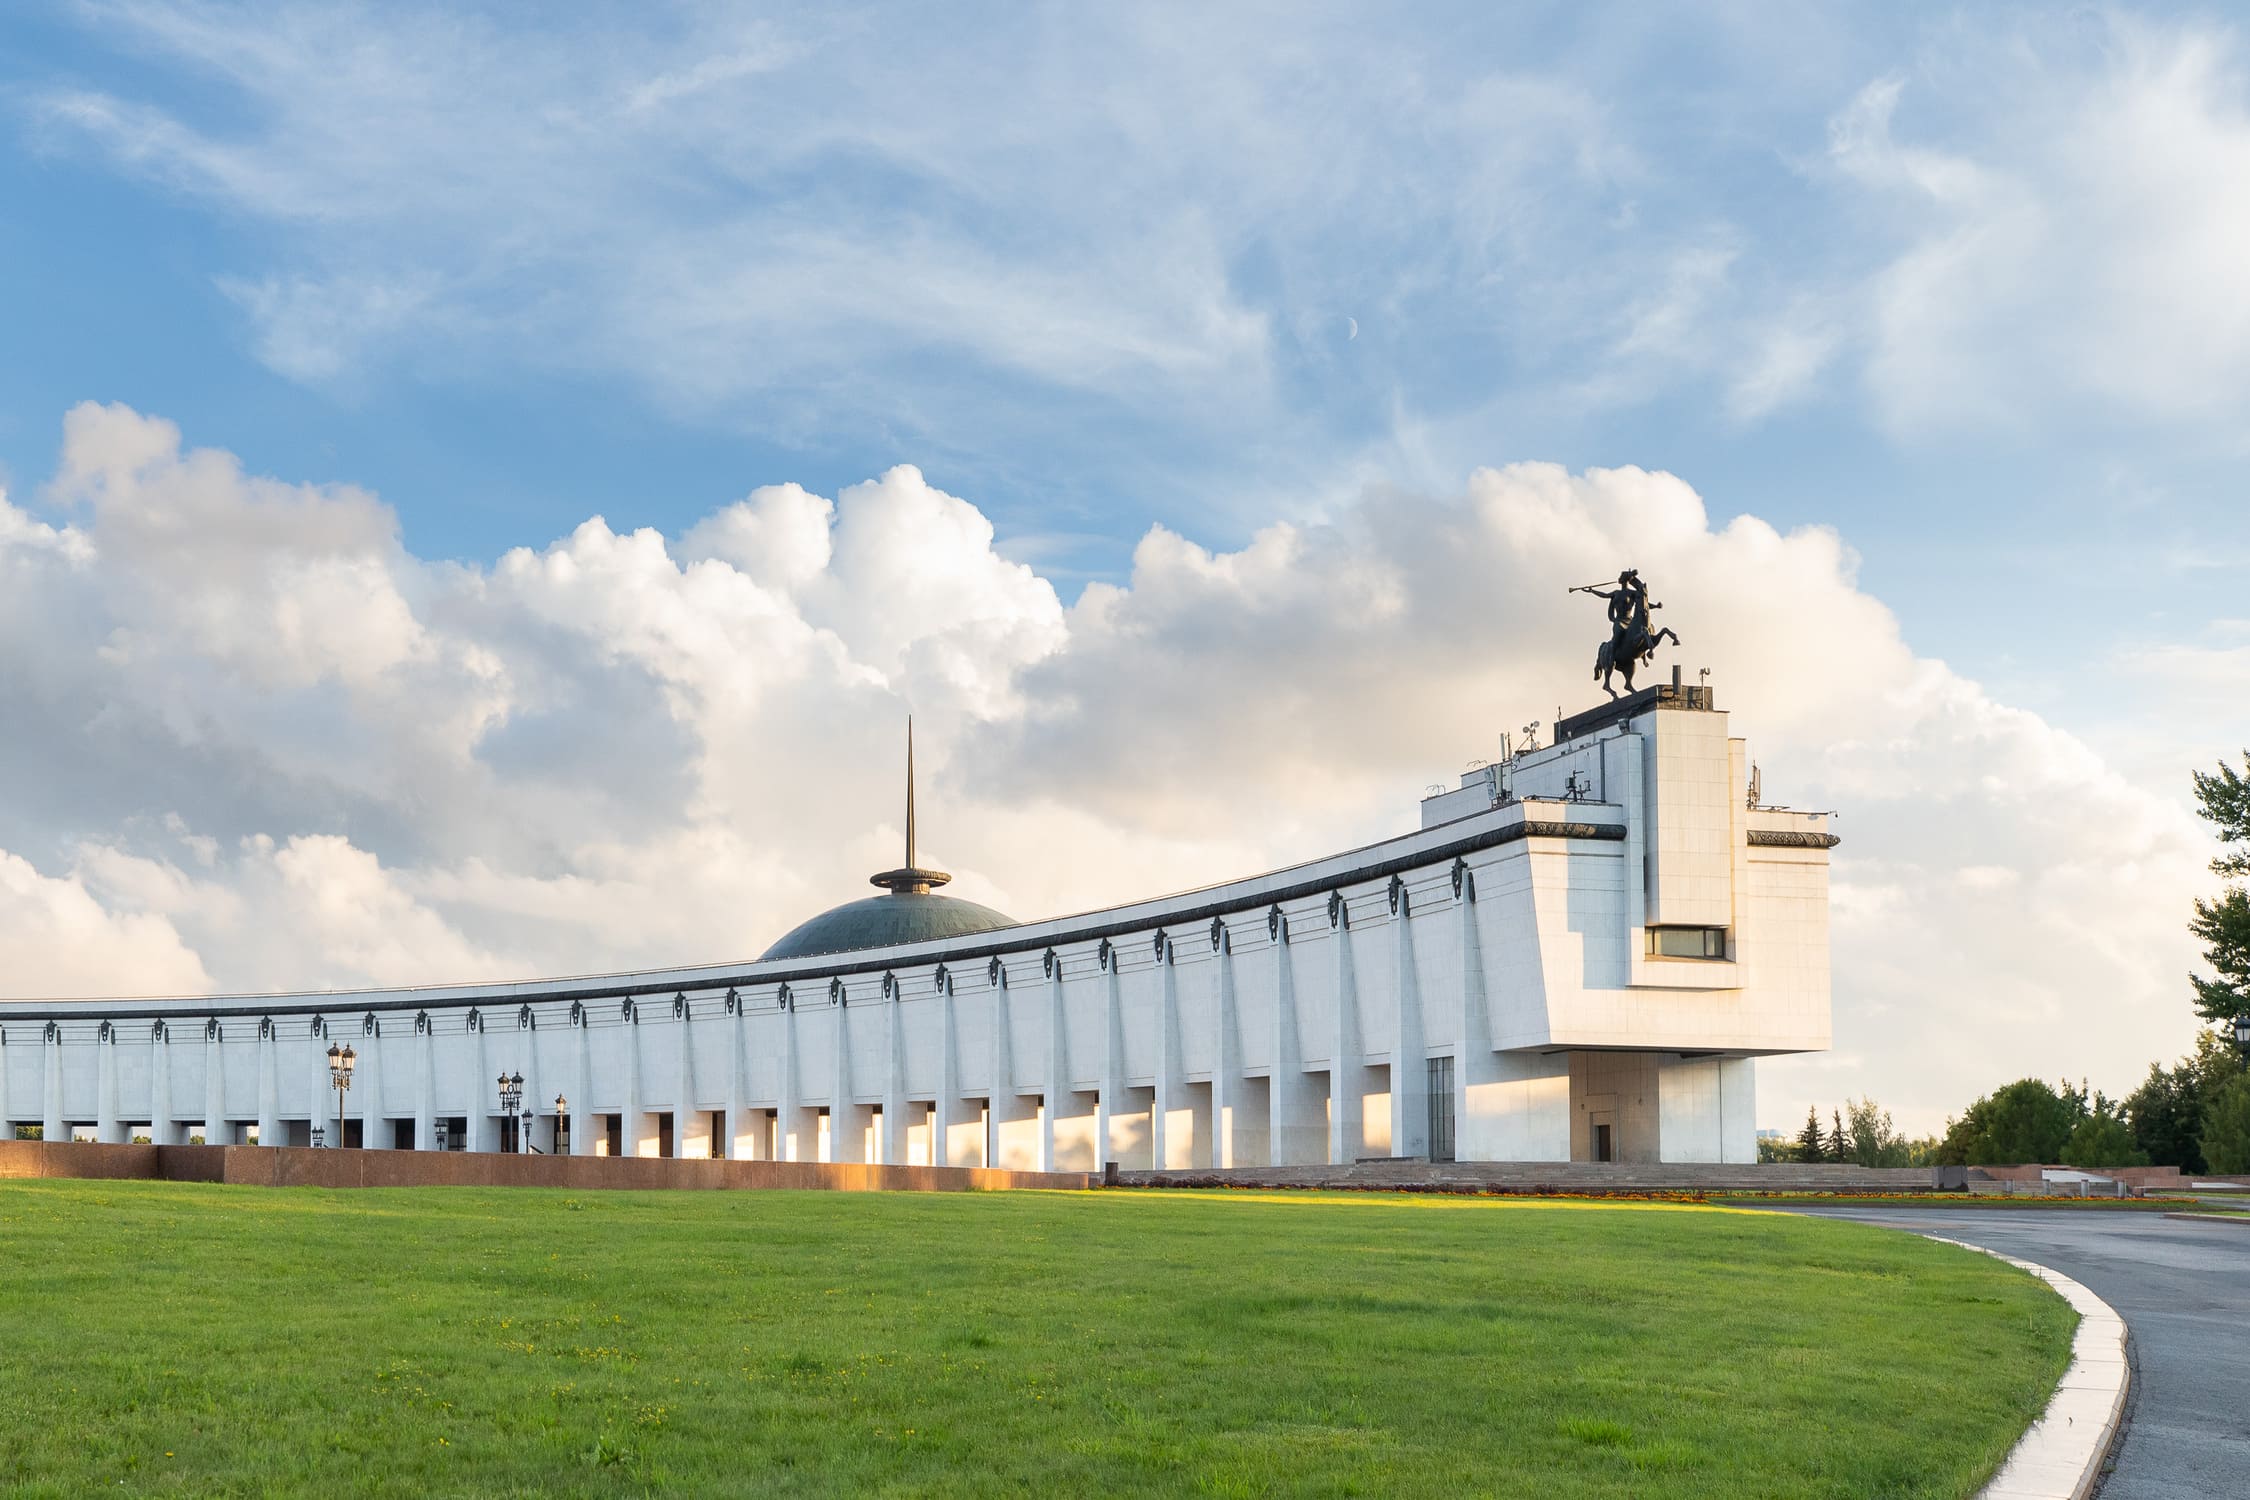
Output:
[{"xmin": 0, "ymin": 694, "xmax": 1829, "ymax": 1168}]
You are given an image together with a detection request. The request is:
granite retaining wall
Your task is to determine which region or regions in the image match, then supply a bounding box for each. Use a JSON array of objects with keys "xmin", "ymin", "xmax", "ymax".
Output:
[{"xmin": 0, "ymin": 1139, "xmax": 1092, "ymax": 1193}]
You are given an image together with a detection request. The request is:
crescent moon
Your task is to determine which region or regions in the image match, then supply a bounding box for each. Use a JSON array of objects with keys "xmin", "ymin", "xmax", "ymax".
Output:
[{"xmin": 1346, "ymin": 317, "xmax": 1358, "ymax": 340}]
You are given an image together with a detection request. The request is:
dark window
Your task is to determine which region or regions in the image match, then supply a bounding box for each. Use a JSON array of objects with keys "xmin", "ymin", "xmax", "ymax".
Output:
[
  {"xmin": 656, "ymin": 1112, "xmax": 675, "ymax": 1157},
  {"xmin": 1426, "ymin": 1057, "xmax": 1456, "ymax": 1163},
  {"xmin": 1646, "ymin": 926, "xmax": 1726, "ymax": 959},
  {"xmin": 391, "ymin": 1118, "xmax": 415, "ymax": 1150}
]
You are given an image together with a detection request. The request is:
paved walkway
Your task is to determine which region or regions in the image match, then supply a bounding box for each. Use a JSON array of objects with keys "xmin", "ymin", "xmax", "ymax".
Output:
[{"xmin": 1786, "ymin": 1208, "xmax": 2250, "ymax": 1499}]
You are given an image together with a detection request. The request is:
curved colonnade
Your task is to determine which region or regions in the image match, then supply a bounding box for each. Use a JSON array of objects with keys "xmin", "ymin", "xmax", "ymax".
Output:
[{"xmin": 0, "ymin": 686, "xmax": 1834, "ymax": 1169}]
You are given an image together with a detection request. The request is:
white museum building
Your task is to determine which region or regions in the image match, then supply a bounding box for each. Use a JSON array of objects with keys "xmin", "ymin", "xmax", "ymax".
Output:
[{"xmin": 0, "ymin": 677, "xmax": 1833, "ymax": 1169}]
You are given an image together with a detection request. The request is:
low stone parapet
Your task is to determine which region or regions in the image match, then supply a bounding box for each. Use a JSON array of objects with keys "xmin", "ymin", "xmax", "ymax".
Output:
[
  {"xmin": 0, "ymin": 1138, "xmax": 1091, "ymax": 1193},
  {"xmin": 1119, "ymin": 1160, "xmax": 1941, "ymax": 1193}
]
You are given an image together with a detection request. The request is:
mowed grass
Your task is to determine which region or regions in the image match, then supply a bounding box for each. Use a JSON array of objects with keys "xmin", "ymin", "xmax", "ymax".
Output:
[{"xmin": 0, "ymin": 1183, "xmax": 2072, "ymax": 1498}]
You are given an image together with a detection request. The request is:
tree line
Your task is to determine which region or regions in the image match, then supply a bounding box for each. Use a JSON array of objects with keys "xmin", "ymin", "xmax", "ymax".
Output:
[{"xmin": 1768, "ymin": 752, "xmax": 2250, "ymax": 1174}]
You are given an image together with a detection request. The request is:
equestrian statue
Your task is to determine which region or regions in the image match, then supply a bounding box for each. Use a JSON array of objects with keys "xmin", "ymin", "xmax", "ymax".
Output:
[{"xmin": 1570, "ymin": 569, "xmax": 1681, "ymax": 698}]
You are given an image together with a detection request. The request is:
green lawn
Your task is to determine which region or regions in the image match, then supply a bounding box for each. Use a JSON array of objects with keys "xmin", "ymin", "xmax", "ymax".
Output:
[{"xmin": 0, "ymin": 1183, "xmax": 2072, "ymax": 1498}]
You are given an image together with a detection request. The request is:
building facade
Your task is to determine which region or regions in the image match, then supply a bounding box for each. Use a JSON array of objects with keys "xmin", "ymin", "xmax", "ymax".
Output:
[{"xmin": 0, "ymin": 681, "xmax": 1832, "ymax": 1168}]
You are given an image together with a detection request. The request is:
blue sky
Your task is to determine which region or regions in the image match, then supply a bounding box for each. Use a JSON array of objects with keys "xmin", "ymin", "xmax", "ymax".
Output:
[
  {"xmin": 0, "ymin": 2, "xmax": 2243, "ymax": 1126},
  {"xmin": 8, "ymin": 4, "xmax": 2241, "ymax": 642}
]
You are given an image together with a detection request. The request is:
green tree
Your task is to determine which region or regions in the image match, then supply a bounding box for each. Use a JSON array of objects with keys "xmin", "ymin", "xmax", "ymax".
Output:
[
  {"xmin": 1901, "ymin": 1136, "xmax": 1945, "ymax": 1168},
  {"xmin": 1935, "ymin": 1095, "xmax": 1993, "ymax": 1166},
  {"xmin": 2190, "ymin": 753, "xmax": 2250, "ymax": 1024},
  {"xmin": 2202, "ymin": 1074, "xmax": 2250, "ymax": 1175},
  {"xmin": 1942, "ymin": 1080, "xmax": 2084, "ymax": 1165},
  {"xmin": 2062, "ymin": 1100, "xmax": 2149, "ymax": 1170},
  {"xmin": 2126, "ymin": 1030, "xmax": 2247, "ymax": 1172},
  {"xmin": 1826, "ymin": 1109, "xmax": 1849, "ymax": 1164},
  {"xmin": 1974, "ymin": 1079, "xmax": 2080, "ymax": 1164},
  {"xmin": 1796, "ymin": 1106, "xmax": 1825, "ymax": 1165},
  {"xmin": 2126, "ymin": 1057, "xmax": 2204, "ymax": 1170},
  {"xmin": 1843, "ymin": 1096, "xmax": 1911, "ymax": 1167}
]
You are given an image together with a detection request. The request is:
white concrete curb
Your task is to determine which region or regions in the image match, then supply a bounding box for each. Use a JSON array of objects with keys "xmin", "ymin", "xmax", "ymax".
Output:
[{"xmin": 1921, "ymin": 1235, "xmax": 2129, "ymax": 1500}]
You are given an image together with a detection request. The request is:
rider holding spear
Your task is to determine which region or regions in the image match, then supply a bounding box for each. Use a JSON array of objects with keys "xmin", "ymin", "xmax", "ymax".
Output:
[{"xmin": 1570, "ymin": 569, "xmax": 1681, "ymax": 697}]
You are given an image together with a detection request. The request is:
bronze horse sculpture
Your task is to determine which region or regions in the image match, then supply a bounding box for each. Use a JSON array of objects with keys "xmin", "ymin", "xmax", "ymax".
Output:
[{"xmin": 1572, "ymin": 569, "xmax": 1681, "ymax": 697}]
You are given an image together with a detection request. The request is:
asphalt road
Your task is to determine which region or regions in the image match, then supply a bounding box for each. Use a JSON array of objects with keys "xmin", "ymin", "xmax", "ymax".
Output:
[{"xmin": 1785, "ymin": 1208, "xmax": 2250, "ymax": 1499}]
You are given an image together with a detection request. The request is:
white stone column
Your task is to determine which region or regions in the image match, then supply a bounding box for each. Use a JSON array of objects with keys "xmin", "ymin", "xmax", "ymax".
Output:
[
  {"xmin": 571, "ymin": 1005, "xmax": 596, "ymax": 1156},
  {"xmin": 1453, "ymin": 859, "xmax": 1498, "ymax": 1161},
  {"xmin": 1268, "ymin": 907, "xmax": 1322, "ymax": 1165},
  {"xmin": 518, "ymin": 1008, "xmax": 545, "ymax": 1155},
  {"xmin": 305, "ymin": 1021, "xmax": 335, "ymax": 1148},
  {"xmin": 151, "ymin": 1022, "xmax": 180, "ymax": 1146},
  {"xmin": 1041, "ymin": 951, "xmax": 1067, "ymax": 1173},
  {"xmin": 468, "ymin": 1012, "xmax": 497, "ymax": 1153},
  {"xmin": 357, "ymin": 1019, "xmax": 384, "ymax": 1148},
  {"xmin": 828, "ymin": 980, "xmax": 854, "ymax": 1163},
  {"xmin": 97, "ymin": 1024, "xmax": 124, "ymax": 1143},
  {"xmin": 1210, "ymin": 919, "xmax": 1245, "ymax": 1167},
  {"xmin": 1388, "ymin": 877, "xmax": 1429, "ymax": 1159},
  {"xmin": 415, "ymin": 1013, "xmax": 439, "ymax": 1151},
  {"xmin": 983, "ymin": 959, "xmax": 1027, "ymax": 1168},
  {"xmin": 1094, "ymin": 942, "xmax": 1126, "ymax": 1169},
  {"xmin": 779, "ymin": 988, "xmax": 805, "ymax": 1161},
  {"xmin": 623, "ymin": 1000, "xmax": 648, "ymax": 1157},
  {"xmin": 880, "ymin": 974, "xmax": 908, "ymax": 1165},
  {"xmin": 932, "ymin": 966, "xmax": 966, "ymax": 1167},
  {"xmin": 42, "ymin": 1022, "xmax": 66, "ymax": 1142},
  {"xmin": 202, "ymin": 1020, "xmax": 232, "ymax": 1146},
  {"xmin": 0, "ymin": 1028, "xmax": 13, "ymax": 1136},
  {"xmin": 1151, "ymin": 932, "xmax": 1190, "ymax": 1169},
  {"xmin": 1328, "ymin": 893, "xmax": 1361, "ymax": 1166},
  {"xmin": 671, "ymin": 996, "xmax": 695, "ymax": 1158},
  {"xmin": 723, "ymin": 989, "xmax": 745, "ymax": 1160},
  {"xmin": 257, "ymin": 1019, "xmax": 282, "ymax": 1147}
]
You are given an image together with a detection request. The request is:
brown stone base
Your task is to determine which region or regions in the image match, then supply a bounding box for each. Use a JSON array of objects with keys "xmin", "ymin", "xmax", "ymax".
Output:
[{"xmin": 0, "ymin": 1139, "xmax": 1092, "ymax": 1192}]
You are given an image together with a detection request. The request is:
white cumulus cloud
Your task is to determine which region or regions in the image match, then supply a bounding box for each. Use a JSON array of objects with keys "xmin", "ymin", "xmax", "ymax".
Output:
[{"xmin": 0, "ymin": 404, "xmax": 2214, "ymax": 1133}]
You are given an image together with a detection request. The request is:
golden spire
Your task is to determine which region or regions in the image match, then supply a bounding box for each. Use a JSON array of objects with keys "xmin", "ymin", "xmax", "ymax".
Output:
[{"xmin": 870, "ymin": 716, "xmax": 950, "ymax": 895}]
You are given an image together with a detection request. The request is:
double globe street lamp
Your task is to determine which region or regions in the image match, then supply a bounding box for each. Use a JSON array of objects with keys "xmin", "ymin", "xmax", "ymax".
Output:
[
  {"xmin": 324, "ymin": 1042, "xmax": 356, "ymax": 1148},
  {"xmin": 498, "ymin": 1071, "xmax": 526, "ymax": 1153}
]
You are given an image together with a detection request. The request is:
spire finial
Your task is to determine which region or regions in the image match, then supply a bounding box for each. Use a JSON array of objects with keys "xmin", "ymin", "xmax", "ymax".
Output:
[{"xmin": 870, "ymin": 715, "xmax": 949, "ymax": 895}]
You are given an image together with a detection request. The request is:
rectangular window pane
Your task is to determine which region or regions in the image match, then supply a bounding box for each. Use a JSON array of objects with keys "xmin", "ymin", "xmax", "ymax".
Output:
[{"xmin": 1648, "ymin": 926, "xmax": 1726, "ymax": 959}]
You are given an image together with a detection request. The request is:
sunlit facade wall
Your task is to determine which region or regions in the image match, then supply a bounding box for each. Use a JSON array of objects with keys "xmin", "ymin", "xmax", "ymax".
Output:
[{"xmin": 0, "ymin": 691, "xmax": 1829, "ymax": 1167}]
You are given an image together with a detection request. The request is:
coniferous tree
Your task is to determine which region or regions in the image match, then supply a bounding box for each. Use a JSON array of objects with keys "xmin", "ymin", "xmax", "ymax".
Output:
[
  {"xmin": 1796, "ymin": 1106, "xmax": 1825, "ymax": 1164},
  {"xmin": 1827, "ymin": 1109, "xmax": 1849, "ymax": 1164},
  {"xmin": 2189, "ymin": 753, "xmax": 2250, "ymax": 1023}
]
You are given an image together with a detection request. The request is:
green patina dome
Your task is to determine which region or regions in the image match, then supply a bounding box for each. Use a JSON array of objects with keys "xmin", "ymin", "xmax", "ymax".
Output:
[
  {"xmin": 760, "ymin": 718, "xmax": 1018, "ymax": 963},
  {"xmin": 760, "ymin": 890, "xmax": 1018, "ymax": 962}
]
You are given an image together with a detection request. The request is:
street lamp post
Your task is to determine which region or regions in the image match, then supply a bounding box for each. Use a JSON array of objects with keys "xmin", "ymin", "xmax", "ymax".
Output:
[
  {"xmin": 555, "ymin": 1094, "xmax": 569, "ymax": 1156},
  {"xmin": 498, "ymin": 1071, "xmax": 525, "ymax": 1153},
  {"xmin": 2232, "ymin": 1015, "xmax": 2250, "ymax": 1056},
  {"xmin": 325, "ymin": 1042, "xmax": 356, "ymax": 1148}
]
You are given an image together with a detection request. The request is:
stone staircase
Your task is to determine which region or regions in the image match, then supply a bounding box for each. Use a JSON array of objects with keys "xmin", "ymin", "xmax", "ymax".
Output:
[{"xmin": 1117, "ymin": 1159, "xmax": 1937, "ymax": 1194}]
